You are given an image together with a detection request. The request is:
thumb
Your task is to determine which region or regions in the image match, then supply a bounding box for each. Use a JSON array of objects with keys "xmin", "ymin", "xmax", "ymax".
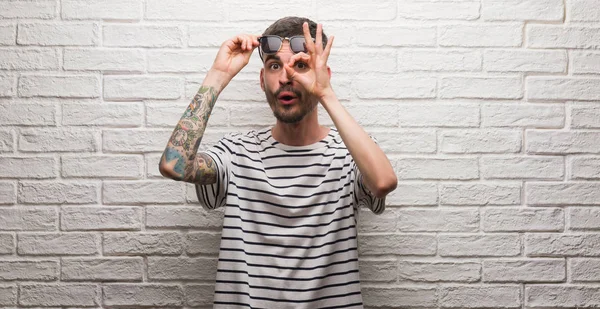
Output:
[{"xmin": 283, "ymin": 63, "xmax": 297, "ymax": 80}]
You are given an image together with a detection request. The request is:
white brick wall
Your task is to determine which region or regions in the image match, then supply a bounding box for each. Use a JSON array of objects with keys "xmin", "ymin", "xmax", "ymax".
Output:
[{"xmin": 0, "ymin": 0, "xmax": 599, "ymax": 308}]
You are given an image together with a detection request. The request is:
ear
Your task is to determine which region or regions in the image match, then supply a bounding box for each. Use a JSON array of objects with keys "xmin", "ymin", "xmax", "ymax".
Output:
[{"xmin": 260, "ymin": 68, "xmax": 265, "ymax": 91}]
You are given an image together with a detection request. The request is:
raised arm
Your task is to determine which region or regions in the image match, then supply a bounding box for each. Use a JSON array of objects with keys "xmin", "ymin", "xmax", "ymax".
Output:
[{"xmin": 159, "ymin": 34, "xmax": 259, "ymax": 184}]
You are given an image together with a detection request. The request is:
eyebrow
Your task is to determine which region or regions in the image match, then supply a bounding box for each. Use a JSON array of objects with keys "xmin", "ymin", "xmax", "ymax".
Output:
[{"xmin": 264, "ymin": 54, "xmax": 281, "ymax": 63}]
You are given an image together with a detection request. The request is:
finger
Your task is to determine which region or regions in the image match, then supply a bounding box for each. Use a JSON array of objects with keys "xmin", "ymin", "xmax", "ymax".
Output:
[
  {"xmin": 323, "ymin": 35, "xmax": 334, "ymax": 61},
  {"xmin": 288, "ymin": 52, "xmax": 311, "ymax": 67},
  {"xmin": 315, "ymin": 23, "xmax": 323, "ymax": 52},
  {"xmin": 302, "ymin": 22, "xmax": 316, "ymax": 54},
  {"xmin": 283, "ymin": 62, "xmax": 298, "ymax": 79}
]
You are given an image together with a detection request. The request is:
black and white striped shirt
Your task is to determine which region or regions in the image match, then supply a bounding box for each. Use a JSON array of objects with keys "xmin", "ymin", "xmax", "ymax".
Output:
[{"xmin": 196, "ymin": 127, "xmax": 385, "ymax": 309}]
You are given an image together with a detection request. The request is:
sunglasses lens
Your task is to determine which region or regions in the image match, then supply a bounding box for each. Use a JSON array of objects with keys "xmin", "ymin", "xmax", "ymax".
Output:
[
  {"xmin": 260, "ymin": 36, "xmax": 282, "ymax": 54},
  {"xmin": 289, "ymin": 37, "xmax": 308, "ymax": 53}
]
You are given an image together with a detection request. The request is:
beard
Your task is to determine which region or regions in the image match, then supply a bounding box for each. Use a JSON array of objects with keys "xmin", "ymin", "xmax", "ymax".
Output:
[{"xmin": 265, "ymin": 85, "xmax": 318, "ymax": 124}]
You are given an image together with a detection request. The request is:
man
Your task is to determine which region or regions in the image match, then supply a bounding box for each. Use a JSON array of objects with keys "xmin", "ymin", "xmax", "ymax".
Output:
[{"xmin": 159, "ymin": 16, "xmax": 397, "ymax": 309}]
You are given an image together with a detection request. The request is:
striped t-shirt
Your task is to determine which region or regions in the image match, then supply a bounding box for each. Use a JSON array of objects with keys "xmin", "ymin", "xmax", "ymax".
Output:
[{"xmin": 196, "ymin": 127, "xmax": 385, "ymax": 309}]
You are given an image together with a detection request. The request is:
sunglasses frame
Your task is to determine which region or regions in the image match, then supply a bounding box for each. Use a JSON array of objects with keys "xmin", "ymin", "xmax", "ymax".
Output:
[{"xmin": 257, "ymin": 35, "xmax": 316, "ymax": 61}]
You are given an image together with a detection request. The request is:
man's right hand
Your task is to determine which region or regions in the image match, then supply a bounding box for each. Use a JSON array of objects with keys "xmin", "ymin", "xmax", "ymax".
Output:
[{"xmin": 209, "ymin": 34, "xmax": 259, "ymax": 85}]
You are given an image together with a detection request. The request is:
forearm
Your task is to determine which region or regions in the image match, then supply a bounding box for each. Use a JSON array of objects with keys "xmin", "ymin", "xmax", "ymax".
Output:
[
  {"xmin": 320, "ymin": 92, "xmax": 397, "ymax": 198},
  {"xmin": 159, "ymin": 69, "xmax": 228, "ymax": 183}
]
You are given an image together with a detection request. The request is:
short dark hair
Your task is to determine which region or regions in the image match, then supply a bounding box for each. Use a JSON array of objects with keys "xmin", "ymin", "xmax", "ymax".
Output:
[{"xmin": 262, "ymin": 16, "xmax": 328, "ymax": 47}]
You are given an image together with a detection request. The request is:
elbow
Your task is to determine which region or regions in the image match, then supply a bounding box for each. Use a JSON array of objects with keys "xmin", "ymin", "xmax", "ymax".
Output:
[
  {"xmin": 372, "ymin": 174, "xmax": 398, "ymax": 199},
  {"xmin": 158, "ymin": 161, "xmax": 183, "ymax": 181}
]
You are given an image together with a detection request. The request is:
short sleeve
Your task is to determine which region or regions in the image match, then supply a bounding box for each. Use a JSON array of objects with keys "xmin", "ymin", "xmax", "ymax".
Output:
[
  {"xmin": 352, "ymin": 135, "xmax": 386, "ymax": 214},
  {"xmin": 195, "ymin": 137, "xmax": 231, "ymax": 210}
]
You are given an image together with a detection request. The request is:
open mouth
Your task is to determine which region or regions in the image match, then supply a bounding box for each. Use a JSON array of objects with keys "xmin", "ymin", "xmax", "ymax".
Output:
[{"xmin": 277, "ymin": 91, "xmax": 298, "ymax": 105}]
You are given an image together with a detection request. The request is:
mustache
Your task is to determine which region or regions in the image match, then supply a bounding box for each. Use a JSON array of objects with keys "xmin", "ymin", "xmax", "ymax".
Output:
[{"xmin": 274, "ymin": 86, "xmax": 302, "ymax": 98}]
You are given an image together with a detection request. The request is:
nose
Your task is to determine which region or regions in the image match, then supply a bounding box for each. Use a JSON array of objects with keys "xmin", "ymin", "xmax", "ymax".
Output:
[{"xmin": 278, "ymin": 63, "xmax": 293, "ymax": 86}]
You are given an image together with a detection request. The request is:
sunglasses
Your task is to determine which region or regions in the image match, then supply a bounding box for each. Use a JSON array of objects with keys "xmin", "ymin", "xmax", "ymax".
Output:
[{"xmin": 258, "ymin": 35, "xmax": 315, "ymax": 61}]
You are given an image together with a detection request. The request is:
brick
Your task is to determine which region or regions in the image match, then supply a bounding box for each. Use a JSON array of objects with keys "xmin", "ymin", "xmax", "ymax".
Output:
[
  {"xmin": 0, "ymin": 182, "xmax": 15, "ymax": 205},
  {"xmin": 63, "ymin": 48, "xmax": 144, "ymax": 72},
  {"xmin": 398, "ymin": 49, "xmax": 481, "ymax": 71},
  {"xmin": 570, "ymin": 0, "xmax": 600, "ymax": 21},
  {"xmin": 185, "ymin": 232, "xmax": 221, "ymax": 255},
  {"xmin": 103, "ymin": 181, "xmax": 185, "ymax": 205},
  {"xmin": 347, "ymin": 103, "xmax": 399, "ymax": 127},
  {"xmin": 61, "ymin": 258, "xmax": 143, "ymax": 281},
  {"xmin": 355, "ymin": 26, "xmax": 437, "ymax": 47},
  {"xmin": 398, "ymin": 261, "xmax": 480, "ymax": 282},
  {"xmin": 0, "ymin": 24, "xmax": 16, "ymax": 45},
  {"xmin": 483, "ymin": 208, "xmax": 564, "ymax": 232},
  {"xmin": 0, "ymin": 74, "xmax": 15, "ymax": 97},
  {"xmin": 103, "ymin": 232, "xmax": 183, "ymax": 256},
  {"xmin": 18, "ymin": 233, "xmax": 98, "ymax": 255},
  {"xmin": 527, "ymin": 131, "xmax": 600, "ymax": 154},
  {"xmin": 441, "ymin": 129, "xmax": 522, "ymax": 153},
  {"xmin": 441, "ymin": 183, "xmax": 521, "ymax": 206},
  {"xmin": 570, "ymin": 207, "xmax": 600, "ymax": 230},
  {"xmin": 439, "ymin": 234, "xmax": 521, "ymax": 257},
  {"xmin": 358, "ymin": 234, "xmax": 436, "ymax": 256},
  {"xmin": 571, "ymin": 258, "xmax": 600, "ymax": 282},
  {"xmin": 572, "ymin": 104, "xmax": 600, "ymax": 128},
  {"xmin": 527, "ymin": 183, "xmax": 600, "ymax": 206},
  {"xmin": 482, "ymin": 156, "xmax": 564, "ymax": 180},
  {"xmin": 440, "ymin": 24, "xmax": 522, "ymax": 47},
  {"xmin": 146, "ymin": 101, "xmax": 227, "ymax": 128},
  {"xmin": 358, "ymin": 259, "xmax": 397, "ymax": 282},
  {"xmin": 0, "ymin": 0, "xmax": 56, "ymax": 19},
  {"xmin": 368, "ymin": 130, "xmax": 436, "ymax": 154},
  {"xmin": 146, "ymin": 206, "xmax": 224, "ymax": 229},
  {"xmin": 328, "ymin": 51, "xmax": 396, "ymax": 73},
  {"xmin": 398, "ymin": 0, "xmax": 480, "ymax": 20},
  {"xmin": 188, "ymin": 25, "xmax": 265, "ymax": 47},
  {"xmin": 394, "ymin": 158, "xmax": 479, "ymax": 180},
  {"xmin": 528, "ymin": 26, "xmax": 600, "ymax": 49},
  {"xmin": 440, "ymin": 76, "xmax": 523, "ymax": 99},
  {"xmin": 230, "ymin": 103, "xmax": 280, "ymax": 127},
  {"xmin": 61, "ymin": 206, "xmax": 141, "ymax": 231},
  {"xmin": 18, "ymin": 182, "xmax": 98, "ymax": 204},
  {"xmin": 146, "ymin": 153, "xmax": 164, "ymax": 178},
  {"xmin": 148, "ymin": 257, "xmax": 217, "ymax": 280},
  {"xmin": 570, "ymin": 156, "xmax": 600, "ymax": 180},
  {"xmin": 103, "ymin": 284, "xmax": 183, "ymax": 307},
  {"xmin": 148, "ymin": 50, "xmax": 217, "ymax": 73},
  {"xmin": 185, "ymin": 284, "xmax": 214, "ymax": 307},
  {"xmin": 0, "ymin": 285, "xmax": 16, "ymax": 306},
  {"xmin": 62, "ymin": 155, "xmax": 142, "ymax": 179},
  {"xmin": 0, "ymin": 207, "xmax": 56, "ymax": 231},
  {"xmin": 528, "ymin": 77, "xmax": 600, "ymax": 101},
  {"xmin": 482, "ymin": 0, "xmax": 563, "ymax": 21},
  {"xmin": 104, "ymin": 76, "xmax": 181, "ymax": 100},
  {"xmin": 484, "ymin": 259, "xmax": 565, "ymax": 283},
  {"xmin": 526, "ymin": 285, "xmax": 600, "ymax": 307},
  {"xmin": 362, "ymin": 286, "xmax": 436, "ymax": 308},
  {"xmin": 398, "ymin": 209, "xmax": 479, "ymax": 232},
  {"xmin": 103, "ymin": 25, "xmax": 183, "ymax": 47},
  {"xmin": 0, "ymin": 260, "xmax": 58, "ymax": 280},
  {"xmin": 317, "ymin": 1, "xmax": 397, "ymax": 20},
  {"xmin": 103, "ymin": 129, "xmax": 170, "ymax": 153},
  {"xmin": 228, "ymin": 1, "xmax": 312, "ymax": 21},
  {"xmin": 19, "ymin": 75, "xmax": 100, "ymax": 98},
  {"xmin": 526, "ymin": 234, "xmax": 600, "ymax": 256},
  {"xmin": 357, "ymin": 208, "xmax": 396, "ymax": 233},
  {"xmin": 0, "ymin": 234, "xmax": 13, "ymax": 254},
  {"xmin": 397, "ymin": 103, "xmax": 480, "ymax": 127},
  {"xmin": 62, "ymin": 0, "xmax": 142, "ymax": 20},
  {"xmin": 19, "ymin": 128, "xmax": 96, "ymax": 152},
  {"xmin": 62, "ymin": 102, "xmax": 142, "ymax": 127},
  {"xmin": 188, "ymin": 76, "xmax": 263, "ymax": 102},
  {"xmin": 386, "ymin": 183, "xmax": 438, "ymax": 206},
  {"xmin": 440, "ymin": 285, "xmax": 521, "ymax": 308},
  {"xmin": 19, "ymin": 284, "xmax": 97, "ymax": 307},
  {"xmin": 0, "ymin": 102, "xmax": 56, "ymax": 126},
  {"xmin": 18, "ymin": 22, "xmax": 98, "ymax": 46},
  {"xmin": 353, "ymin": 76, "xmax": 437, "ymax": 99},
  {"xmin": 484, "ymin": 49, "xmax": 567, "ymax": 73},
  {"xmin": 146, "ymin": 0, "xmax": 222, "ymax": 20},
  {"xmin": 0, "ymin": 157, "xmax": 56, "ymax": 179},
  {"xmin": 0, "ymin": 48, "xmax": 59, "ymax": 70},
  {"xmin": 572, "ymin": 51, "xmax": 600, "ymax": 74},
  {"xmin": 482, "ymin": 103, "xmax": 565, "ymax": 128}
]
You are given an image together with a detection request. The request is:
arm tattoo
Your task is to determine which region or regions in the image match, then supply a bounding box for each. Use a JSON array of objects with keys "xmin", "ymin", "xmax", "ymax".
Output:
[{"xmin": 160, "ymin": 86, "xmax": 219, "ymax": 184}]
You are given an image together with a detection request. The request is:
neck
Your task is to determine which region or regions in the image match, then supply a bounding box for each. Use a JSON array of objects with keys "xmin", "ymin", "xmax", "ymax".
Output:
[{"xmin": 272, "ymin": 111, "xmax": 329, "ymax": 146}]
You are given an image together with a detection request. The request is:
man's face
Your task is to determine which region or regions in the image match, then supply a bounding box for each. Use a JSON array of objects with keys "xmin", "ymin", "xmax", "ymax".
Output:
[{"xmin": 260, "ymin": 41, "xmax": 318, "ymax": 124}]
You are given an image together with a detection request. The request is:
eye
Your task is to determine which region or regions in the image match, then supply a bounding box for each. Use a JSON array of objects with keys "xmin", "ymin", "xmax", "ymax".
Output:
[
  {"xmin": 295, "ymin": 62, "xmax": 308, "ymax": 70},
  {"xmin": 268, "ymin": 63, "xmax": 281, "ymax": 70}
]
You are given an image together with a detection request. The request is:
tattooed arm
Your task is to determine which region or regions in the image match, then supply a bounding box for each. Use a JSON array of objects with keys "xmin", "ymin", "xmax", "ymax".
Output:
[{"xmin": 159, "ymin": 34, "xmax": 259, "ymax": 184}]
